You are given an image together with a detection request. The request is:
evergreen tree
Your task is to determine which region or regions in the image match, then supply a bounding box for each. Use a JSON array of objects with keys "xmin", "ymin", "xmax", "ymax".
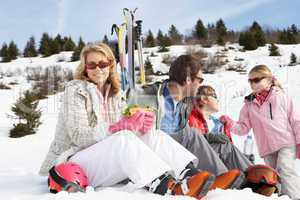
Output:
[
  {"xmin": 194, "ymin": 19, "xmax": 208, "ymax": 40},
  {"xmin": 279, "ymin": 29, "xmax": 297, "ymax": 44},
  {"xmin": 290, "ymin": 53, "xmax": 297, "ymax": 65},
  {"xmin": 269, "ymin": 43, "xmax": 280, "ymax": 56},
  {"xmin": 0, "ymin": 43, "xmax": 10, "ymax": 62},
  {"xmin": 63, "ymin": 37, "xmax": 76, "ymax": 51},
  {"xmin": 144, "ymin": 57, "xmax": 154, "ymax": 75},
  {"xmin": 7, "ymin": 41, "xmax": 19, "ymax": 60},
  {"xmin": 9, "ymin": 90, "xmax": 42, "ymax": 138},
  {"xmin": 157, "ymin": 30, "xmax": 171, "ymax": 52},
  {"xmin": 102, "ymin": 35, "xmax": 109, "ymax": 44},
  {"xmin": 239, "ymin": 31, "xmax": 257, "ymax": 50},
  {"xmin": 54, "ymin": 34, "xmax": 64, "ymax": 50},
  {"xmin": 23, "ymin": 36, "xmax": 38, "ymax": 57},
  {"xmin": 168, "ymin": 24, "xmax": 183, "ymax": 45},
  {"xmin": 144, "ymin": 30, "xmax": 156, "ymax": 47},
  {"xmin": 156, "ymin": 29, "xmax": 165, "ymax": 46},
  {"xmin": 39, "ymin": 33, "xmax": 52, "ymax": 57},
  {"xmin": 291, "ymin": 24, "xmax": 298, "ymax": 35},
  {"xmin": 216, "ymin": 19, "xmax": 227, "ymax": 45},
  {"xmin": 71, "ymin": 37, "xmax": 86, "ymax": 61},
  {"xmin": 249, "ymin": 21, "xmax": 266, "ymax": 47},
  {"xmin": 50, "ymin": 37, "xmax": 61, "ymax": 55}
]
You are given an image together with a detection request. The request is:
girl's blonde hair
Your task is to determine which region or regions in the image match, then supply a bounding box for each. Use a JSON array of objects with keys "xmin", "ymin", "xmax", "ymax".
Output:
[
  {"xmin": 249, "ymin": 65, "xmax": 283, "ymax": 89},
  {"xmin": 74, "ymin": 42, "xmax": 120, "ymax": 95}
]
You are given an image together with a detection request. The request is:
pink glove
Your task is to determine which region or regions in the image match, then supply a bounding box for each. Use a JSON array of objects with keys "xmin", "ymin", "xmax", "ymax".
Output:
[
  {"xmin": 109, "ymin": 111, "xmax": 154, "ymax": 135},
  {"xmin": 219, "ymin": 115, "xmax": 235, "ymax": 129}
]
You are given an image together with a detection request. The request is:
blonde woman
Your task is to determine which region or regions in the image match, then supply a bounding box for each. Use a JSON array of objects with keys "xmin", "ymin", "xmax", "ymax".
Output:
[{"xmin": 38, "ymin": 43, "xmax": 230, "ymax": 198}]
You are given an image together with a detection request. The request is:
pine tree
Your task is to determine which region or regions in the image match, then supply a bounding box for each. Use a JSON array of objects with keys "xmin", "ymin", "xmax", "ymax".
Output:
[
  {"xmin": 216, "ymin": 19, "xmax": 227, "ymax": 45},
  {"xmin": 168, "ymin": 24, "xmax": 183, "ymax": 45},
  {"xmin": 0, "ymin": 43, "xmax": 9, "ymax": 62},
  {"xmin": 269, "ymin": 43, "xmax": 280, "ymax": 56},
  {"xmin": 9, "ymin": 90, "xmax": 42, "ymax": 138},
  {"xmin": 102, "ymin": 35, "xmax": 109, "ymax": 44},
  {"xmin": 156, "ymin": 29, "xmax": 165, "ymax": 46},
  {"xmin": 71, "ymin": 37, "xmax": 86, "ymax": 61},
  {"xmin": 24, "ymin": 36, "xmax": 38, "ymax": 57},
  {"xmin": 239, "ymin": 31, "xmax": 258, "ymax": 50},
  {"xmin": 144, "ymin": 30, "xmax": 156, "ymax": 47},
  {"xmin": 279, "ymin": 29, "xmax": 297, "ymax": 44},
  {"xmin": 39, "ymin": 33, "xmax": 52, "ymax": 57},
  {"xmin": 290, "ymin": 53, "xmax": 297, "ymax": 65},
  {"xmin": 7, "ymin": 41, "xmax": 19, "ymax": 60},
  {"xmin": 250, "ymin": 21, "xmax": 266, "ymax": 46},
  {"xmin": 157, "ymin": 30, "xmax": 170, "ymax": 52},
  {"xmin": 63, "ymin": 37, "xmax": 76, "ymax": 51},
  {"xmin": 291, "ymin": 24, "xmax": 298, "ymax": 35},
  {"xmin": 194, "ymin": 19, "xmax": 208, "ymax": 40},
  {"xmin": 54, "ymin": 34, "xmax": 64, "ymax": 51},
  {"xmin": 144, "ymin": 57, "xmax": 154, "ymax": 75},
  {"xmin": 50, "ymin": 38, "xmax": 60, "ymax": 55}
]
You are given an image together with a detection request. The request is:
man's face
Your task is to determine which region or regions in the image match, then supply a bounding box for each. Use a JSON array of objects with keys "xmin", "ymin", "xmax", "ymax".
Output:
[{"xmin": 183, "ymin": 70, "xmax": 203, "ymax": 97}]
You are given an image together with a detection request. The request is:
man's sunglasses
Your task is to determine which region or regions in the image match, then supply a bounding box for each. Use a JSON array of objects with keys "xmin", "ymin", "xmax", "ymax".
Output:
[
  {"xmin": 195, "ymin": 76, "xmax": 204, "ymax": 84},
  {"xmin": 85, "ymin": 60, "xmax": 112, "ymax": 70},
  {"xmin": 248, "ymin": 77, "xmax": 266, "ymax": 84}
]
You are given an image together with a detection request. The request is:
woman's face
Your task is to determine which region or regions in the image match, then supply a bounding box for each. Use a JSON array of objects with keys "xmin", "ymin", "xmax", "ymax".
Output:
[
  {"xmin": 85, "ymin": 51, "xmax": 110, "ymax": 85},
  {"xmin": 248, "ymin": 72, "xmax": 271, "ymax": 93}
]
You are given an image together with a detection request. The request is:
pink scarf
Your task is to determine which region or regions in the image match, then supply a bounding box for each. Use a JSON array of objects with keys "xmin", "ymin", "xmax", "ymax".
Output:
[{"xmin": 254, "ymin": 88, "xmax": 272, "ymax": 105}]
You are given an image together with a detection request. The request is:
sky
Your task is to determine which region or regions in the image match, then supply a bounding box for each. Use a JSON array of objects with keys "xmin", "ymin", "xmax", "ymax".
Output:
[{"xmin": 0, "ymin": 0, "xmax": 299, "ymax": 49}]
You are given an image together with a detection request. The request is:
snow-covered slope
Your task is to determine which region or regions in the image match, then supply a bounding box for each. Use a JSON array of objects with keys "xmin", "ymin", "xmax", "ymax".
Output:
[{"xmin": 1, "ymin": 44, "xmax": 300, "ymax": 200}]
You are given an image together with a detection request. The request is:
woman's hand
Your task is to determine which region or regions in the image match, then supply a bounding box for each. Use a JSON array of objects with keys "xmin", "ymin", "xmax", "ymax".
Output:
[{"xmin": 108, "ymin": 111, "xmax": 154, "ymax": 135}]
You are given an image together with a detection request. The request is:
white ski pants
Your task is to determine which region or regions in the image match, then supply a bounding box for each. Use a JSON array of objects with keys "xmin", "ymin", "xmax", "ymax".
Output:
[
  {"xmin": 264, "ymin": 146, "xmax": 300, "ymax": 200},
  {"xmin": 70, "ymin": 129, "xmax": 197, "ymax": 189}
]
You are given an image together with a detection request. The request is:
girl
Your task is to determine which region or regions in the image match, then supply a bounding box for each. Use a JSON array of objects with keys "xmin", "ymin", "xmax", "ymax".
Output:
[
  {"xmin": 221, "ymin": 65, "xmax": 300, "ymax": 200},
  {"xmin": 39, "ymin": 43, "xmax": 242, "ymax": 198}
]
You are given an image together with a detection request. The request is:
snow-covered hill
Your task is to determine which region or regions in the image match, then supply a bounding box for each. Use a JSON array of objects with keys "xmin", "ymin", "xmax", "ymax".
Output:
[{"xmin": 1, "ymin": 43, "xmax": 300, "ymax": 200}]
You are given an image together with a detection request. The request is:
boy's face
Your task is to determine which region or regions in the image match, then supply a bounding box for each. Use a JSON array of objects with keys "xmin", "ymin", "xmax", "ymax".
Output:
[{"xmin": 196, "ymin": 93, "xmax": 219, "ymax": 113}]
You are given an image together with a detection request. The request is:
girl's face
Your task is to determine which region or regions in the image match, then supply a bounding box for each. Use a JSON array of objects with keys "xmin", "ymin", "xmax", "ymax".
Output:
[
  {"xmin": 85, "ymin": 52, "xmax": 110, "ymax": 85},
  {"xmin": 248, "ymin": 72, "xmax": 272, "ymax": 93}
]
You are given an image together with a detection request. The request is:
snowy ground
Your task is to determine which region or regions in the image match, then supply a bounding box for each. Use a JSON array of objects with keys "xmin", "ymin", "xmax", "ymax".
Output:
[{"xmin": 0, "ymin": 44, "xmax": 300, "ymax": 200}]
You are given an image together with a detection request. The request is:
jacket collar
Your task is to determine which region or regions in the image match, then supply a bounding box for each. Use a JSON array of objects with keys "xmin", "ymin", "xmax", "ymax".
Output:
[{"xmin": 244, "ymin": 86, "xmax": 278, "ymax": 106}]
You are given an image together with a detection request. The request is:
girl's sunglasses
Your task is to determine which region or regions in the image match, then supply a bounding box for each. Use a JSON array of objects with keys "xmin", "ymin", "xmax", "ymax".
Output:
[
  {"xmin": 248, "ymin": 77, "xmax": 266, "ymax": 84},
  {"xmin": 85, "ymin": 60, "xmax": 112, "ymax": 70}
]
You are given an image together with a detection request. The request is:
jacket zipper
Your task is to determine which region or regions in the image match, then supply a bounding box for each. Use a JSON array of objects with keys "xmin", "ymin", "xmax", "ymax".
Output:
[{"xmin": 269, "ymin": 103, "xmax": 273, "ymax": 120}]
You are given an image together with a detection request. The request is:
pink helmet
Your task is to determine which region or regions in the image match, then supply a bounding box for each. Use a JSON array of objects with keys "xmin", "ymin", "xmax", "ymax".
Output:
[{"xmin": 48, "ymin": 162, "xmax": 89, "ymax": 193}]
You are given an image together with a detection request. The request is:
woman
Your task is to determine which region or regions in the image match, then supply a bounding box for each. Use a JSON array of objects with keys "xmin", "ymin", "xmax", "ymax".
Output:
[{"xmin": 39, "ymin": 43, "xmax": 220, "ymax": 198}]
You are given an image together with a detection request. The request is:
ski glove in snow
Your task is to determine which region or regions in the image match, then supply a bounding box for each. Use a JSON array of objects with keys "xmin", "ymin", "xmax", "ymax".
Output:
[
  {"xmin": 204, "ymin": 133, "xmax": 231, "ymax": 144},
  {"xmin": 108, "ymin": 111, "xmax": 154, "ymax": 135}
]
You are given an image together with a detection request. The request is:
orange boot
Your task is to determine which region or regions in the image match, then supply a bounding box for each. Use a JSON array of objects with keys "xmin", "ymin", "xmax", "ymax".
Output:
[
  {"xmin": 149, "ymin": 171, "xmax": 215, "ymax": 198},
  {"xmin": 211, "ymin": 169, "xmax": 245, "ymax": 190}
]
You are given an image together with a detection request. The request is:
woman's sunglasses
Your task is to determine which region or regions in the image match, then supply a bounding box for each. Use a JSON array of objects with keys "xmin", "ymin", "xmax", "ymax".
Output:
[
  {"xmin": 248, "ymin": 77, "xmax": 266, "ymax": 84},
  {"xmin": 85, "ymin": 60, "xmax": 112, "ymax": 70}
]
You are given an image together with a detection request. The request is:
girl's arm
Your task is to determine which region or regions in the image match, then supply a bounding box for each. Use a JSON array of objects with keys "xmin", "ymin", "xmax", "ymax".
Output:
[
  {"xmin": 230, "ymin": 104, "xmax": 252, "ymax": 136},
  {"xmin": 63, "ymin": 84, "xmax": 109, "ymax": 148}
]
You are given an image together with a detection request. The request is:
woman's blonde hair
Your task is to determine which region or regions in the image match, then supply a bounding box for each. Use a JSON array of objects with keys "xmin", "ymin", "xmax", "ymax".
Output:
[
  {"xmin": 74, "ymin": 42, "xmax": 120, "ymax": 95},
  {"xmin": 249, "ymin": 65, "xmax": 283, "ymax": 89}
]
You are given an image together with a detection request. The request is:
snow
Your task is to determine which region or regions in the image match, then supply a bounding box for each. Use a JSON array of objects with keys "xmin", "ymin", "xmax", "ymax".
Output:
[{"xmin": 1, "ymin": 44, "xmax": 300, "ymax": 200}]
